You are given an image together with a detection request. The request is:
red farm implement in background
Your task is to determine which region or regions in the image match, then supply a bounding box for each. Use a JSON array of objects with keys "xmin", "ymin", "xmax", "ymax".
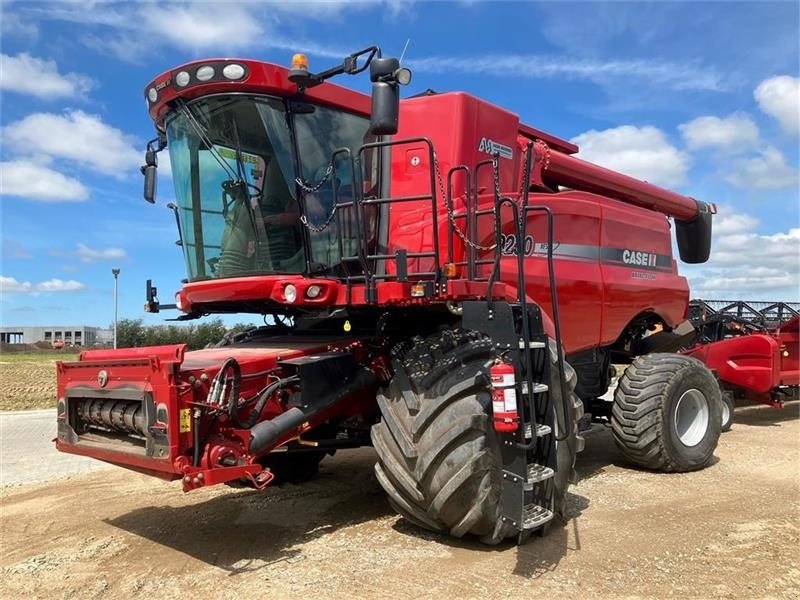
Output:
[
  {"xmin": 55, "ymin": 46, "xmax": 798, "ymax": 546},
  {"xmin": 680, "ymin": 300, "xmax": 799, "ymax": 427}
]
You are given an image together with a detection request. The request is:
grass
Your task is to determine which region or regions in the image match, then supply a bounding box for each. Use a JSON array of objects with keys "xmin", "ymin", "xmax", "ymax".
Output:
[{"xmin": 0, "ymin": 352, "xmax": 80, "ymax": 411}]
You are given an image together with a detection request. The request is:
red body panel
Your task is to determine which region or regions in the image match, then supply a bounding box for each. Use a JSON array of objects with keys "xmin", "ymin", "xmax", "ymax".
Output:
[{"xmin": 683, "ymin": 335, "xmax": 780, "ymax": 395}]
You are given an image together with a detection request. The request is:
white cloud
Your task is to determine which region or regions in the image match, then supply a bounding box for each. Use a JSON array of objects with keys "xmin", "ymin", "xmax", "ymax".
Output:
[
  {"xmin": 684, "ymin": 208, "xmax": 800, "ymax": 299},
  {"xmin": 36, "ymin": 279, "xmax": 87, "ymax": 292},
  {"xmin": 678, "ymin": 113, "xmax": 760, "ymax": 152},
  {"xmin": 0, "ymin": 161, "xmax": 89, "ymax": 202},
  {"xmin": 1, "ymin": 276, "xmax": 32, "ymax": 293},
  {"xmin": 570, "ymin": 125, "xmax": 690, "ymax": 186},
  {"xmin": 34, "ymin": 2, "xmax": 353, "ymax": 61},
  {"xmin": 0, "ymin": 276, "xmax": 86, "ymax": 294},
  {"xmin": 725, "ymin": 147, "xmax": 798, "ymax": 190},
  {"xmin": 140, "ymin": 4, "xmax": 264, "ymax": 53},
  {"xmin": 754, "ymin": 75, "xmax": 800, "ymax": 134},
  {"xmin": 76, "ymin": 244, "xmax": 127, "ymax": 263},
  {"xmin": 409, "ymin": 54, "xmax": 725, "ymax": 92},
  {"xmin": 0, "ymin": 53, "xmax": 94, "ymax": 99},
  {"xmin": 3, "ymin": 111, "xmax": 141, "ymax": 177}
]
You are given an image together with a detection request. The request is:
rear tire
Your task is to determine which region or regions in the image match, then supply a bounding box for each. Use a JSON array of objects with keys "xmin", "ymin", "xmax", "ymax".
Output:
[
  {"xmin": 612, "ymin": 353, "xmax": 721, "ymax": 472},
  {"xmin": 371, "ymin": 328, "xmax": 582, "ymax": 545},
  {"xmin": 720, "ymin": 391, "xmax": 734, "ymax": 432}
]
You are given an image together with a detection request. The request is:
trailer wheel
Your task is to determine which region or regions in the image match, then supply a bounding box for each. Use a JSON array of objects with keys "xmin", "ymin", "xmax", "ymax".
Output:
[
  {"xmin": 371, "ymin": 329, "xmax": 582, "ymax": 545},
  {"xmin": 612, "ymin": 354, "xmax": 721, "ymax": 472},
  {"xmin": 720, "ymin": 391, "xmax": 734, "ymax": 432}
]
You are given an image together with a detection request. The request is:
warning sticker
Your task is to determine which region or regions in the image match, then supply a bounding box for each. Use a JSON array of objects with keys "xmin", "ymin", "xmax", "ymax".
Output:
[{"xmin": 179, "ymin": 408, "xmax": 191, "ymax": 433}]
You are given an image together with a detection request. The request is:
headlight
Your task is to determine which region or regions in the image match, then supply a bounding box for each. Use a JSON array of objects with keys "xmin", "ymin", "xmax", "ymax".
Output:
[
  {"xmin": 175, "ymin": 292, "xmax": 183, "ymax": 311},
  {"xmin": 222, "ymin": 63, "xmax": 245, "ymax": 80},
  {"xmin": 196, "ymin": 65, "xmax": 215, "ymax": 81},
  {"xmin": 175, "ymin": 71, "xmax": 191, "ymax": 87},
  {"xmin": 305, "ymin": 284, "xmax": 322, "ymax": 299},
  {"xmin": 284, "ymin": 284, "xmax": 297, "ymax": 303},
  {"xmin": 147, "ymin": 87, "xmax": 158, "ymax": 102}
]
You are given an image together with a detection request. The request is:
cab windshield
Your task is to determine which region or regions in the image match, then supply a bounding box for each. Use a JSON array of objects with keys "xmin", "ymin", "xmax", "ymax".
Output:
[{"xmin": 165, "ymin": 94, "xmax": 377, "ymax": 281}]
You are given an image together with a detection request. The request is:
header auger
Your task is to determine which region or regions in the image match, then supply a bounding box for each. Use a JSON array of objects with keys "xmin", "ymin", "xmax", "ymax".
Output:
[{"xmin": 55, "ymin": 46, "xmax": 796, "ymax": 546}]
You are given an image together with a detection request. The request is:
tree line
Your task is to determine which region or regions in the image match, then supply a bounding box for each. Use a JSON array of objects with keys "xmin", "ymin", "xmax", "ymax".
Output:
[{"xmin": 115, "ymin": 319, "xmax": 252, "ymax": 350}]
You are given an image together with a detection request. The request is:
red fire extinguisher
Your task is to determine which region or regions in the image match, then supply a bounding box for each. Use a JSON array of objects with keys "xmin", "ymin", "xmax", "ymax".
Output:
[{"xmin": 490, "ymin": 360, "xmax": 518, "ymax": 433}]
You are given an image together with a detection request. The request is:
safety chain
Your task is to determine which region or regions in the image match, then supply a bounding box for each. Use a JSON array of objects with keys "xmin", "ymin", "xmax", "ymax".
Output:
[
  {"xmin": 296, "ymin": 162, "xmax": 337, "ymax": 232},
  {"xmin": 295, "ymin": 163, "xmax": 334, "ymax": 193},
  {"xmin": 534, "ymin": 139, "xmax": 551, "ymax": 173},
  {"xmin": 300, "ymin": 205, "xmax": 339, "ymax": 233},
  {"xmin": 433, "ymin": 152, "xmax": 497, "ymax": 252}
]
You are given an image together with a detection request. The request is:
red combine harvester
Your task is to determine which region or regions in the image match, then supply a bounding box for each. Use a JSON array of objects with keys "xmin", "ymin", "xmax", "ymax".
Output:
[{"xmin": 55, "ymin": 47, "xmax": 799, "ymax": 544}]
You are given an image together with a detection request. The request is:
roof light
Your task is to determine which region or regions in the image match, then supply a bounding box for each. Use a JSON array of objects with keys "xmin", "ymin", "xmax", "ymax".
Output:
[
  {"xmin": 147, "ymin": 87, "xmax": 158, "ymax": 103},
  {"xmin": 222, "ymin": 63, "xmax": 245, "ymax": 80},
  {"xmin": 284, "ymin": 284, "xmax": 297, "ymax": 303},
  {"xmin": 196, "ymin": 65, "xmax": 215, "ymax": 81},
  {"xmin": 175, "ymin": 71, "xmax": 191, "ymax": 87},
  {"xmin": 291, "ymin": 53, "xmax": 309, "ymax": 71}
]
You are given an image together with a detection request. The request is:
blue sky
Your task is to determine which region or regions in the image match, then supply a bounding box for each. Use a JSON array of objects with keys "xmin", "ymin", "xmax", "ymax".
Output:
[{"xmin": 1, "ymin": 0, "xmax": 798, "ymax": 328}]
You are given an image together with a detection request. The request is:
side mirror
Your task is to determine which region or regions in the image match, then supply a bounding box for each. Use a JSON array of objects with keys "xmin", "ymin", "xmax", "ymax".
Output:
[
  {"xmin": 141, "ymin": 139, "xmax": 163, "ymax": 204},
  {"xmin": 370, "ymin": 82, "xmax": 399, "ymax": 135},
  {"xmin": 368, "ymin": 57, "xmax": 411, "ymax": 136},
  {"xmin": 142, "ymin": 164, "xmax": 157, "ymax": 203}
]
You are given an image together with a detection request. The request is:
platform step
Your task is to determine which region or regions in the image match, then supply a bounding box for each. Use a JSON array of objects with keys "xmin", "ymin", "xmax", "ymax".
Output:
[
  {"xmin": 523, "ymin": 423, "xmax": 552, "ymax": 439},
  {"xmin": 521, "ymin": 381, "xmax": 549, "ymax": 395},
  {"xmin": 519, "ymin": 340, "xmax": 547, "ymax": 349},
  {"xmin": 524, "ymin": 464, "xmax": 555, "ymax": 490},
  {"xmin": 522, "ymin": 503, "xmax": 554, "ymax": 530}
]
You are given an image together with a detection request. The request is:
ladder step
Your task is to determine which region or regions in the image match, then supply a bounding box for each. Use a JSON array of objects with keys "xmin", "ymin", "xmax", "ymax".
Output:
[
  {"xmin": 519, "ymin": 340, "xmax": 547, "ymax": 349},
  {"xmin": 523, "ymin": 423, "xmax": 552, "ymax": 439},
  {"xmin": 522, "ymin": 503, "xmax": 554, "ymax": 529},
  {"xmin": 521, "ymin": 381, "xmax": 549, "ymax": 395},
  {"xmin": 524, "ymin": 463, "xmax": 555, "ymax": 489}
]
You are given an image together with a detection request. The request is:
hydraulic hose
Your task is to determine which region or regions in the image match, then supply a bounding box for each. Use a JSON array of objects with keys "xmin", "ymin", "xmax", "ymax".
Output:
[
  {"xmin": 236, "ymin": 376, "xmax": 299, "ymax": 429},
  {"xmin": 249, "ymin": 367, "xmax": 378, "ymax": 455}
]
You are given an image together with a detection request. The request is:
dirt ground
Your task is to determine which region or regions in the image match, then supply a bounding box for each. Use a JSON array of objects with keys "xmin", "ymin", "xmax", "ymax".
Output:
[
  {"xmin": 0, "ymin": 353, "xmax": 78, "ymax": 411},
  {"xmin": 1, "ymin": 402, "xmax": 798, "ymax": 600}
]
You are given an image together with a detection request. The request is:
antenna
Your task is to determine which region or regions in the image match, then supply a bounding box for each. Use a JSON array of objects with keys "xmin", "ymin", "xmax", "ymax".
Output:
[{"xmin": 399, "ymin": 38, "xmax": 411, "ymax": 64}]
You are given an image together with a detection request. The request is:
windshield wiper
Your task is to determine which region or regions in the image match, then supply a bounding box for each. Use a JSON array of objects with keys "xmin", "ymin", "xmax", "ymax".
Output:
[{"xmin": 177, "ymin": 101, "xmax": 239, "ymax": 182}]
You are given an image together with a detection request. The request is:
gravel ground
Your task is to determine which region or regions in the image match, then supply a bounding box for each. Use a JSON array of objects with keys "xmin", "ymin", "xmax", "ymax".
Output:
[
  {"xmin": 0, "ymin": 410, "xmax": 109, "ymax": 486},
  {"xmin": 1, "ymin": 401, "xmax": 798, "ymax": 599}
]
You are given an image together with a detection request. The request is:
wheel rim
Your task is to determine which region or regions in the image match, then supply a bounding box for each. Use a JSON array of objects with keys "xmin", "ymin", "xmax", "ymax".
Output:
[
  {"xmin": 673, "ymin": 389, "xmax": 709, "ymax": 447},
  {"xmin": 720, "ymin": 399, "xmax": 730, "ymax": 426}
]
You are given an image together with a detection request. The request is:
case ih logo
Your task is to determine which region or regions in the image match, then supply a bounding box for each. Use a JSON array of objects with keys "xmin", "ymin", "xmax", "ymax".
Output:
[
  {"xmin": 478, "ymin": 137, "xmax": 513, "ymax": 159},
  {"xmin": 622, "ymin": 249, "xmax": 657, "ymax": 267}
]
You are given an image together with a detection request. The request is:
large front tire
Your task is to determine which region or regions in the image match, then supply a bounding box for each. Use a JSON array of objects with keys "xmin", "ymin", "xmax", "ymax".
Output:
[
  {"xmin": 371, "ymin": 329, "xmax": 582, "ymax": 544},
  {"xmin": 612, "ymin": 354, "xmax": 721, "ymax": 472}
]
